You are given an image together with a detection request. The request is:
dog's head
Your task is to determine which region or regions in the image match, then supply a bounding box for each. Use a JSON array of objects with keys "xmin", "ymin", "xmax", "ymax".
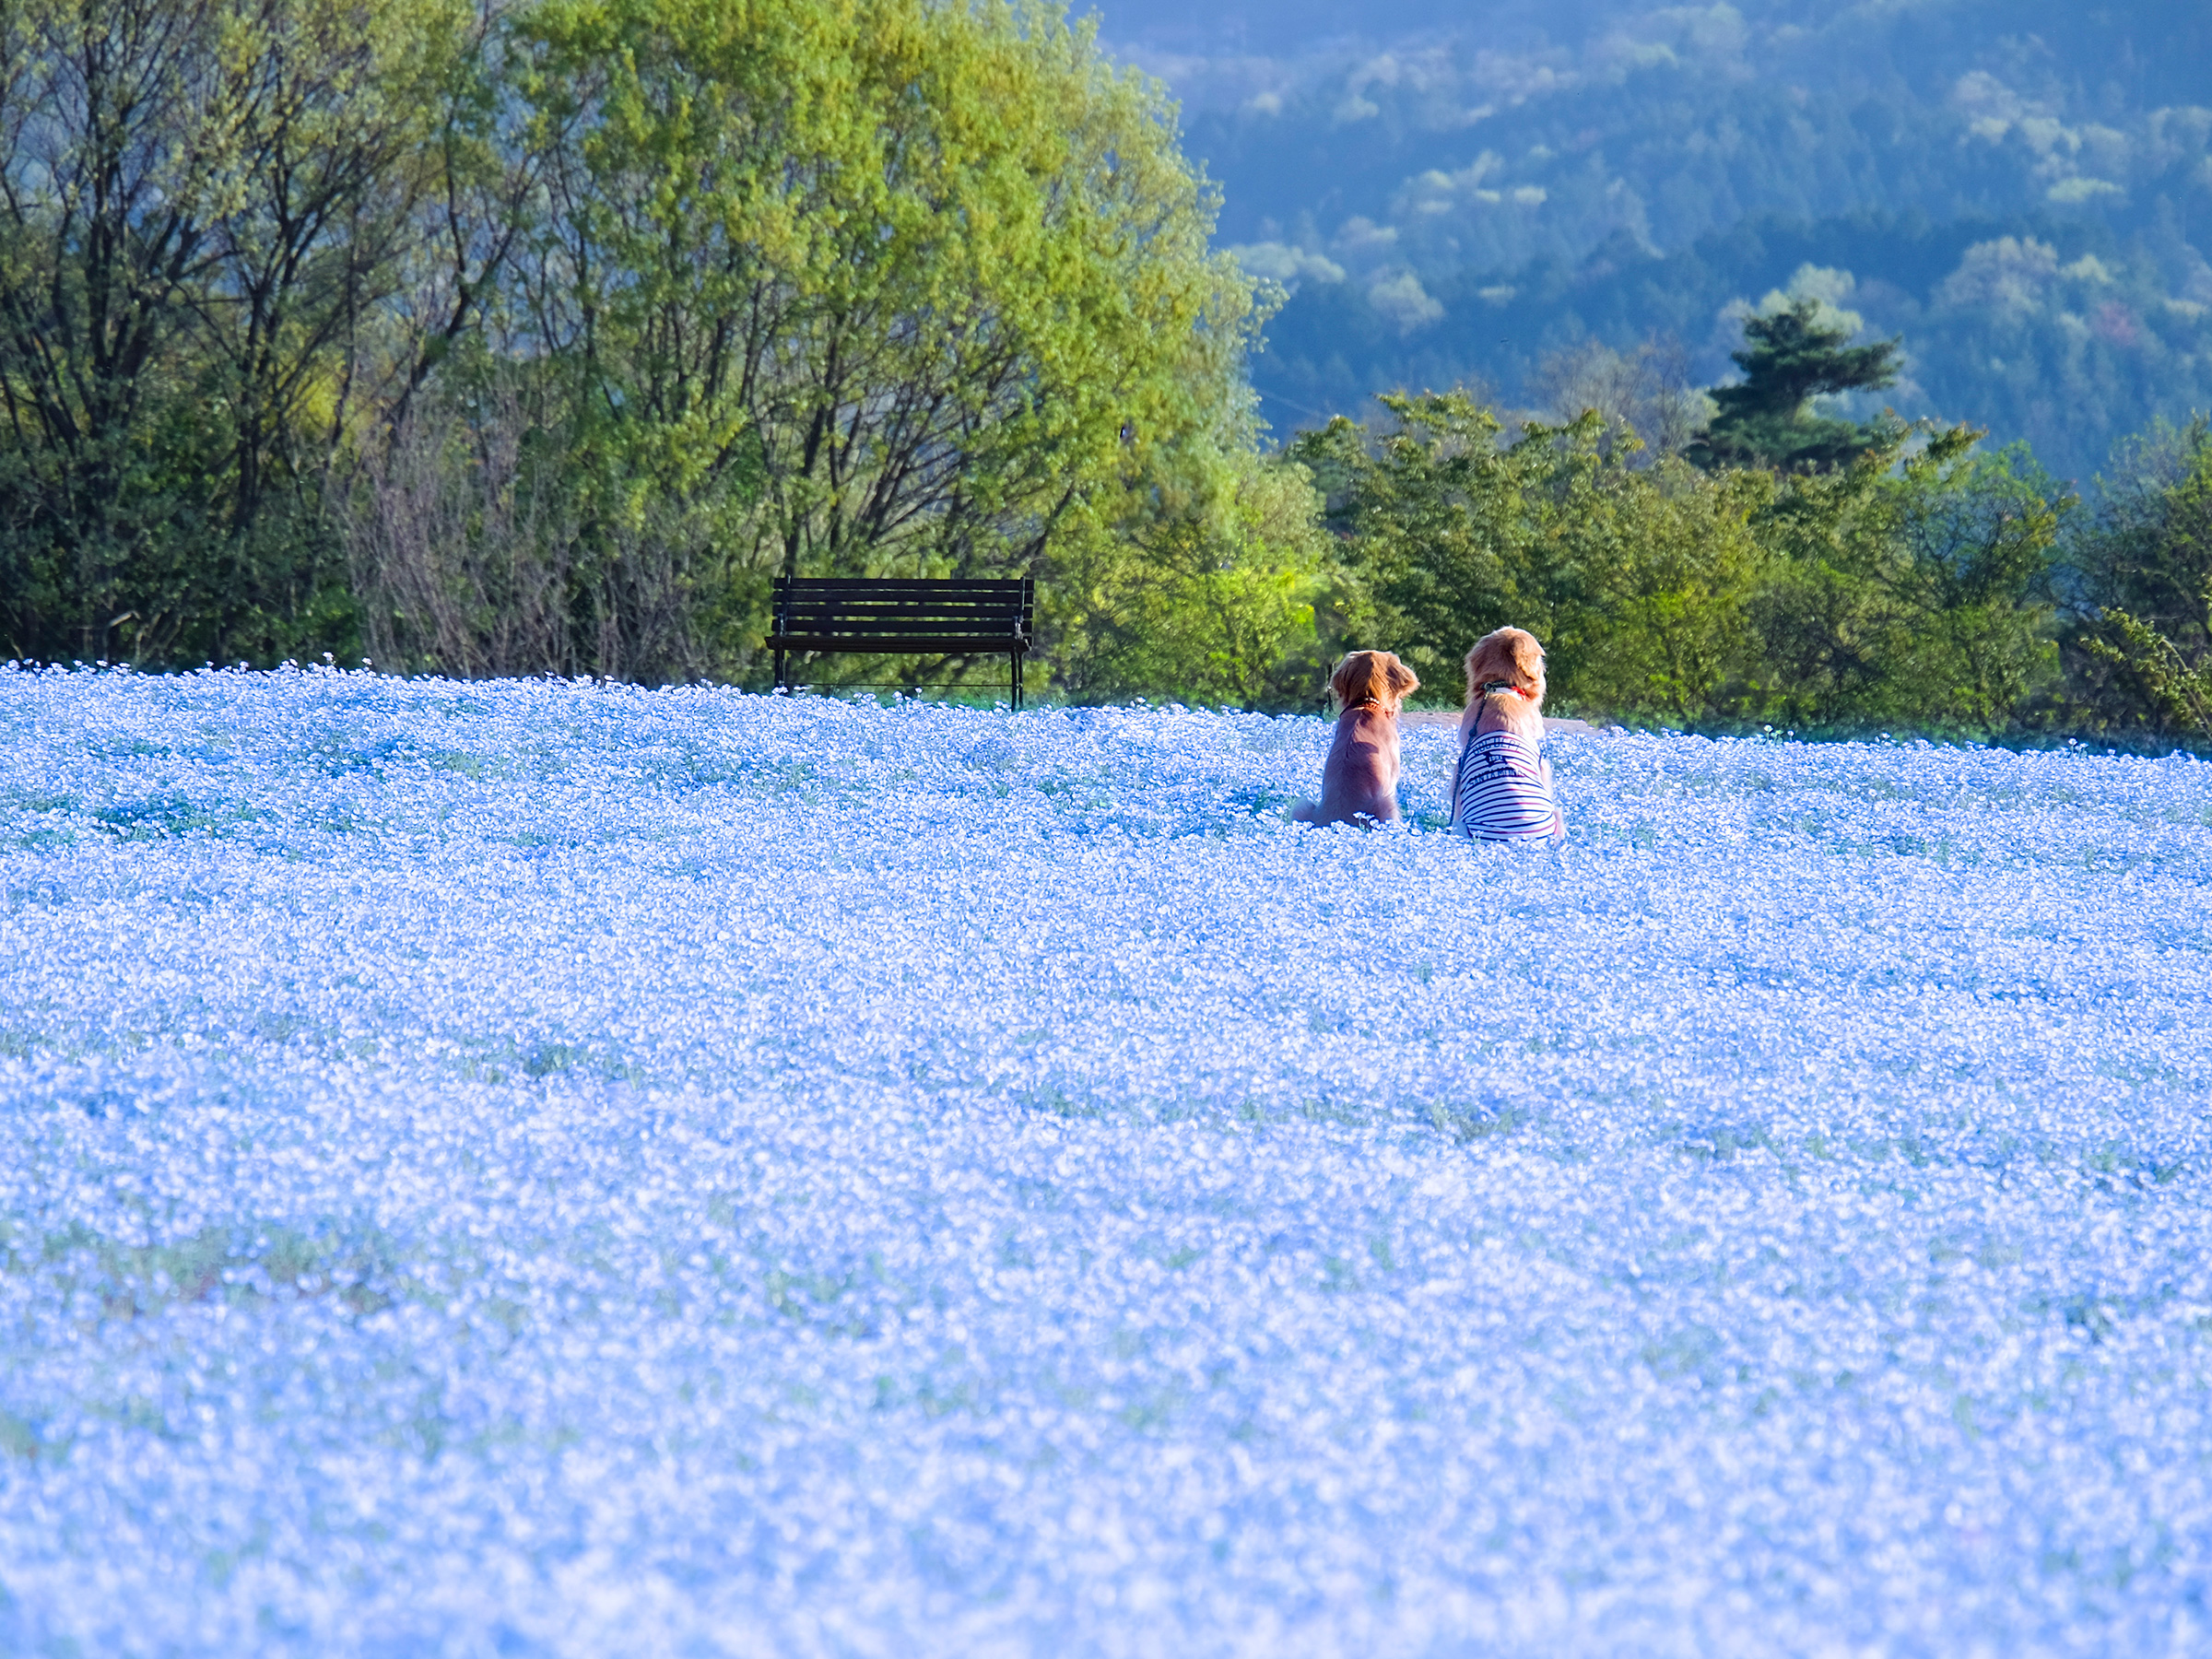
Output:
[
  {"xmin": 1331, "ymin": 650, "xmax": 1418, "ymax": 713},
  {"xmin": 1464, "ymin": 627, "xmax": 1547, "ymax": 734}
]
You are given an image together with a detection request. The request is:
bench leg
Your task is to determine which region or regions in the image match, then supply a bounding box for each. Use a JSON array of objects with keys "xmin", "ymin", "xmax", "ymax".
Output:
[
  {"xmin": 1011, "ymin": 650, "xmax": 1023, "ymax": 712},
  {"xmin": 773, "ymin": 648, "xmax": 785, "ymax": 693}
]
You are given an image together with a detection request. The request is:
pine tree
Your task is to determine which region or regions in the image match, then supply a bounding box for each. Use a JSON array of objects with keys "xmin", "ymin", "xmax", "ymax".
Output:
[{"xmin": 1692, "ymin": 298, "xmax": 1903, "ymax": 473}]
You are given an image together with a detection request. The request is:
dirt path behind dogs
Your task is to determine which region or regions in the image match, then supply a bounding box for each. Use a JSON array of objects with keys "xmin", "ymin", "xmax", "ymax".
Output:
[{"xmin": 1400, "ymin": 711, "xmax": 1595, "ymax": 735}]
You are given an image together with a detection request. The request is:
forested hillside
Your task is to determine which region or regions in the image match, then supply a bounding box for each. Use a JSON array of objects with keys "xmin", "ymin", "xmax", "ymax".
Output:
[{"xmin": 1097, "ymin": 0, "xmax": 2212, "ymax": 485}]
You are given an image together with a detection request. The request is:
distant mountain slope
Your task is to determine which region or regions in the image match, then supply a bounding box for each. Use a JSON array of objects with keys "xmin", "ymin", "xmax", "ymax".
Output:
[{"xmin": 1089, "ymin": 0, "xmax": 2212, "ymax": 482}]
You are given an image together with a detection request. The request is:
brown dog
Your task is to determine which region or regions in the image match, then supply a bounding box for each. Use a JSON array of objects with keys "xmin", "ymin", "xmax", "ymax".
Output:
[
  {"xmin": 1452, "ymin": 626, "xmax": 1561, "ymax": 841},
  {"xmin": 1293, "ymin": 650, "xmax": 1419, "ymax": 826}
]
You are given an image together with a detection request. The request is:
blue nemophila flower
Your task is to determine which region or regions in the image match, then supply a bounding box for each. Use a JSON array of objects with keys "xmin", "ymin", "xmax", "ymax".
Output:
[{"xmin": 0, "ymin": 664, "xmax": 2208, "ymax": 1656}]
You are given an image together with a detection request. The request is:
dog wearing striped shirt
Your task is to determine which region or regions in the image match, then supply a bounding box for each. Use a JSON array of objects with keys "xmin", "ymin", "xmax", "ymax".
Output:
[
  {"xmin": 1452, "ymin": 627, "xmax": 1563, "ymax": 841},
  {"xmin": 1292, "ymin": 650, "xmax": 1419, "ymax": 827}
]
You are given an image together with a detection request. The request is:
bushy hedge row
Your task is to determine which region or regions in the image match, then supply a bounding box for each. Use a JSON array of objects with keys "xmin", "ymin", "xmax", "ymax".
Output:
[{"xmin": 1283, "ymin": 401, "xmax": 2212, "ymax": 747}]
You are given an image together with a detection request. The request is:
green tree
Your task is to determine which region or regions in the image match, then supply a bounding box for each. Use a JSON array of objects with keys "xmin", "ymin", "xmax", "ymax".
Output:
[
  {"xmin": 365, "ymin": 0, "xmax": 1265, "ymax": 686},
  {"xmin": 1571, "ymin": 456, "xmax": 1772, "ymax": 724},
  {"xmin": 1692, "ymin": 297, "xmax": 1902, "ymax": 476},
  {"xmin": 2090, "ymin": 594, "xmax": 2212, "ymax": 744},
  {"xmin": 2062, "ymin": 415, "xmax": 2212, "ymax": 743},
  {"xmin": 0, "ymin": 0, "xmax": 469, "ymax": 665},
  {"xmin": 1288, "ymin": 393, "xmax": 1593, "ymax": 697},
  {"xmin": 1291, "ymin": 393, "xmax": 1774, "ymax": 720},
  {"xmin": 1046, "ymin": 451, "xmax": 1344, "ymax": 708},
  {"xmin": 1296, "ymin": 387, "xmax": 2065, "ymax": 734},
  {"xmin": 1863, "ymin": 441, "xmax": 2065, "ymax": 731},
  {"xmin": 1753, "ymin": 429, "xmax": 2065, "ymax": 734}
]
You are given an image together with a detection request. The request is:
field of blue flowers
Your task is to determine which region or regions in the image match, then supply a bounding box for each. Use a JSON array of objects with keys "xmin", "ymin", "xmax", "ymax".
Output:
[{"xmin": 2, "ymin": 665, "xmax": 2209, "ymax": 1656}]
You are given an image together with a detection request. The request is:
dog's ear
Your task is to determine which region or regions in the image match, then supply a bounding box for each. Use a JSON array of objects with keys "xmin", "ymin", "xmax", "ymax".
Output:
[
  {"xmin": 1511, "ymin": 631, "xmax": 1547, "ymax": 695},
  {"xmin": 1463, "ymin": 638, "xmax": 1500, "ymax": 700},
  {"xmin": 1328, "ymin": 653, "xmax": 1361, "ymax": 706},
  {"xmin": 1386, "ymin": 656, "xmax": 1418, "ymax": 700}
]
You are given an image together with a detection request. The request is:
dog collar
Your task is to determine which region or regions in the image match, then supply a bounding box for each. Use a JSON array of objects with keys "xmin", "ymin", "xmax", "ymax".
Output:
[{"xmin": 1480, "ymin": 680, "xmax": 1535, "ymax": 700}]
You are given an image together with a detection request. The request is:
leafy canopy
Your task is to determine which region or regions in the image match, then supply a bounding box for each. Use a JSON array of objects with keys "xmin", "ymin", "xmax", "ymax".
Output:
[
  {"xmin": 1295, "ymin": 392, "xmax": 2065, "ymax": 736},
  {"xmin": 506, "ymin": 0, "xmax": 1260, "ymax": 582},
  {"xmin": 0, "ymin": 0, "xmax": 470, "ymax": 665},
  {"xmin": 2076, "ymin": 417, "xmax": 2212, "ymax": 741}
]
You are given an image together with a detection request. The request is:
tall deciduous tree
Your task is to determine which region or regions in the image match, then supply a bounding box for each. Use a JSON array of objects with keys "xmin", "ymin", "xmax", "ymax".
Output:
[
  {"xmin": 1295, "ymin": 388, "xmax": 2064, "ymax": 734},
  {"xmin": 1533, "ymin": 336, "xmax": 1714, "ymax": 463},
  {"xmin": 1754, "ymin": 433, "xmax": 2064, "ymax": 732},
  {"xmin": 1046, "ymin": 450, "xmax": 1345, "ymax": 709},
  {"xmin": 1293, "ymin": 394, "xmax": 1778, "ymax": 719},
  {"xmin": 1288, "ymin": 394, "xmax": 1606, "ymax": 696},
  {"xmin": 1, "ymin": 0, "xmax": 226, "ymax": 661},
  {"xmin": 347, "ymin": 0, "xmax": 1267, "ymax": 686},
  {"xmin": 407, "ymin": 0, "xmax": 1262, "ymax": 685},
  {"xmin": 0, "ymin": 0, "xmax": 469, "ymax": 664}
]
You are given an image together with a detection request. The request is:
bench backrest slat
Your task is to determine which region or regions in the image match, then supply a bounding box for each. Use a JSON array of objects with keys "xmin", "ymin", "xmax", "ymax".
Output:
[
  {"xmin": 779, "ymin": 596, "xmax": 1024, "ymax": 609},
  {"xmin": 777, "ymin": 579, "xmax": 1025, "ymax": 589},
  {"xmin": 771, "ymin": 576, "xmax": 1031, "ymax": 637}
]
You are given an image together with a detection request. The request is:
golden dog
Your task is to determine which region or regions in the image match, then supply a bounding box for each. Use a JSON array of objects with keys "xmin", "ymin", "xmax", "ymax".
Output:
[
  {"xmin": 1452, "ymin": 627, "xmax": 1561, "ymax": 841},
  {"xmin": 1293, "ymin": 650, "xmax": 1419, "ymax": 826}
]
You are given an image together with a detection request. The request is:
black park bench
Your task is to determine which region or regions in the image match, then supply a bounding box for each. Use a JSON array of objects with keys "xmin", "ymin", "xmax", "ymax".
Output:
[{"xmin": 766, "ymin": 576, "xmax": 1037, "ymax": 710}]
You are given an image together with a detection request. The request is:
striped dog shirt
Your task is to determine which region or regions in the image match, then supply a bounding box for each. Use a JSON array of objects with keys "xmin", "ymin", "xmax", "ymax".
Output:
[{"xmin": 1452, "ymin": 727, "xmax": 1563, "ymax": 841}]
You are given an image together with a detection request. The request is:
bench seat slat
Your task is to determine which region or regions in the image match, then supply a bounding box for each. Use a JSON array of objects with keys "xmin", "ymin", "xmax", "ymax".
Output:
[
  {"xmin": 774, "ymin": 619, "xmax": 1021, "ymax": 628},
  {"xmin": 778, "ymin": 593, "xmax": 1025, "ymax": 602},
  {"xmin": 774, "ymin": 606, "xmax": 1021, "ymax": 619},
  {"xmin": 782, "ymin": 609, "xmax": 1020, "ymax": 619},
  {"xmin": 780, "ymin": 594, "xmax": 1023, "ymax": 606},
  {"xmin": 773, "ymin": 633, "xmax": 1030, "ymax": 644},
  {"xmin": 779, "ymin": 599, "xmax": 1025, "ymax": 609},
  {"xmin": 776, "ymin": 594, "xmax": 1027, "ymax": 606},
  {"xmin": 771, "ymin": 610, "xmax": 1029, "ymax": 624}
]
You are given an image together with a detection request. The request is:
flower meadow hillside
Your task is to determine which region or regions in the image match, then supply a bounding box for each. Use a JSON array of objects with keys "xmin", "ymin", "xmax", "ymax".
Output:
[{"xmin": 2, "ymin": 665, "xmax": 2210, "ymax": 1657}]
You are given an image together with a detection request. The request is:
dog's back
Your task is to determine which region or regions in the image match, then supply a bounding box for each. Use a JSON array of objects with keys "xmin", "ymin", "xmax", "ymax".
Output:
[
  {"xmin": 1293, "ymin": 650, "xmax": 1418, "ymax": 826},
  {"xmin": 1453, "ymin": 626, "xmax": 1562, "ymax": 841},
  {"xmin": 1301, "ymin": 704, "xmax": 1401, "ymax": 824}
]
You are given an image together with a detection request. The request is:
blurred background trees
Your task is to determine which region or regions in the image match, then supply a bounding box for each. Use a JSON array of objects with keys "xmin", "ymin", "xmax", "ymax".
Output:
[
  {"xmin": 2067, "ymin": 417, "xmax": 2212, "ymax": 743},
  {"xmin": 0, "ymin": 0, "xmax": 2207, "ymax": 744},
  {"xmin": 1295, "ymin": 399, "xmax": 2085, "ymax": 739}
]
